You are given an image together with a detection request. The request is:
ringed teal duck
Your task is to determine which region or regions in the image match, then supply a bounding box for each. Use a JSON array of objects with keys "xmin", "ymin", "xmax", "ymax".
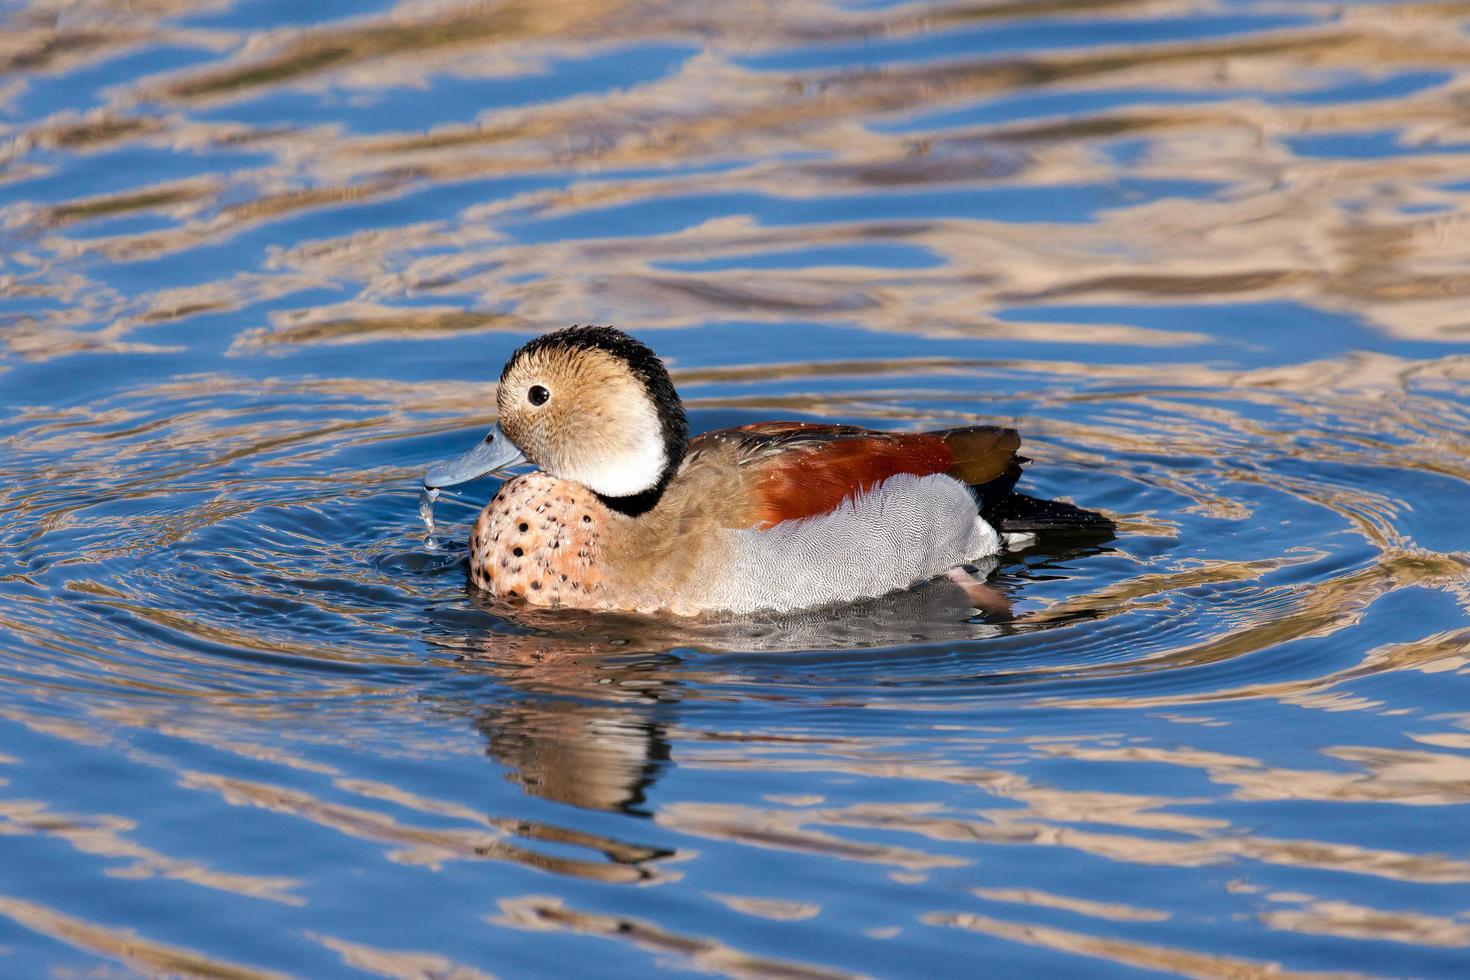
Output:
[{"xmin": 423, "ymin": 325, "xmax": 1111, "ymax": 616}]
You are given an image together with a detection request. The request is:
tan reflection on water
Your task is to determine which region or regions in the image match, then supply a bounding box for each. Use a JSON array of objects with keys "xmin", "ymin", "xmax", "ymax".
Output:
[
  {"xmin": 308, "ymin": 931, "xmax": 498, "ymax": 980},
  {"xmin": 180, "ymin": 770, "xmax": 674, "ymax": 882},
  {"xmin": 8, "ymin": 0, "xmax": 1470, "ymax": 360},
  {"xmin": 334, "ymin": 775, "xmax": 671, "ymax": 868},
  {"xmin": 0, "ymin": 797, "xmax": 303, "ymax": 905},
  {"xmin": 670, "ymin": 735, "xmax": 1470, "ymax": 884},
  {"xmin": 1057, "ymin": 623, "xmax": 1470, "ymax": 713},
  {"xmin": 492, "ymin": 895, "xmax": 857, "ymax": 980},
  {"xmin": 706, "ymin": 892, "xmax": 822, "ymax": 922},
  {"xmin": 1035, "ymin": 734, "xmax": 1470, "ymax": 807},
  {"xmin": 661, "ymin": 801, "xmax": 969, "ymax": 872},
  {"xmin": 924, "ymin": 910, "xmax": 1363, "ymax": 979},
  {"xmin": 0, "ymin": 893, "xmax": 283, "ymax": 980},
  {"xmin": 1261, "ymin": 897, "xmax": 1470, "ymax": 948},
  {"xmin": 970, "ymin": 887, "xmax": 1170, "ymax": 923}
]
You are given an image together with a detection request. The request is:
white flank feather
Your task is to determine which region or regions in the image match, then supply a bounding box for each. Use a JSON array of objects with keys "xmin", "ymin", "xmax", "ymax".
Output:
[{"xmin": 692, "ymin": 473, "xmax": 1001, "ymax": 614}]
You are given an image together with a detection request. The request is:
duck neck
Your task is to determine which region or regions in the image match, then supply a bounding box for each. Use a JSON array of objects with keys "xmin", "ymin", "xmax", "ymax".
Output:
[
  {"xmin": 594, "ymin": 443, "xmax": 684, "ymax": 518},
  {"xmin": 596, "ymin": 483, "xmax": 666, "ymax": 518}
]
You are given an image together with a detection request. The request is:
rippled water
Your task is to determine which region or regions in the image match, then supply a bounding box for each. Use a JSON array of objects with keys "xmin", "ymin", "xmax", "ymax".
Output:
[{"xmin": 2, "ymin": 0, "xmax": 1470, "ymax": 975}]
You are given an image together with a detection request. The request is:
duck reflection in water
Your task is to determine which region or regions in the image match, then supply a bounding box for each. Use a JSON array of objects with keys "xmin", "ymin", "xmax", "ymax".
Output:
[{"xmin": 470, "ymin": 644, "xmax": 676, "ymax": 814}]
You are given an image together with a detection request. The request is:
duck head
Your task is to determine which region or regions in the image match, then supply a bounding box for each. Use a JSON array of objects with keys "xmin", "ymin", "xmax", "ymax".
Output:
[{"xmin": 423, "ymin": 326, "xmax": 689, "ymax": 510}]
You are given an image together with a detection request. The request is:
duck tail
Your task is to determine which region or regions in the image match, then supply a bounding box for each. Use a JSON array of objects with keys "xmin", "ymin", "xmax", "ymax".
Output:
[
  {"xmin": 979, "ymin": 491, "xmax": 1115, "ymax": 535},
  {"xmin": 937, "ymin": 425, "xmax": 1113, "ymax": 535},
  {"xmin": 937, "ymin": 426, "xmax": 1022, "ymax": 485}
]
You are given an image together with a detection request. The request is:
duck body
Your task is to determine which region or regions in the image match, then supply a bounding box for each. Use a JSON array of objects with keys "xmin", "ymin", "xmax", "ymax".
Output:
[
  {"xmin": 468, "ymin": 423, "xmax": 1006, "ymax": 615},
  {"xmin": 424, "ymin": 326, "xmax": 1111, "ymax": 617}
]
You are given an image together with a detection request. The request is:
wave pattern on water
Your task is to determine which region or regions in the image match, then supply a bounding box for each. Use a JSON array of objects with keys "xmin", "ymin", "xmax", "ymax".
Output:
[{"xmin": 2, "ymin": 0, "xmax": 1470, "ymax": 976}]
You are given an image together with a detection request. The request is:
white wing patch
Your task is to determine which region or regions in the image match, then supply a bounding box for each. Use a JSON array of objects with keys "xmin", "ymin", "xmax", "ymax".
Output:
[{"xmin": 695, "ymin": 473, "xmax": 1001, "ymax": 614}]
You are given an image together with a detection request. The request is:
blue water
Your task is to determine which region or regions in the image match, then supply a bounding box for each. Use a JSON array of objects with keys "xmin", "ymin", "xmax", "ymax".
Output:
[{"xmin": 2, "ymin": 0, "xmax": 1470, "ymax": 976}]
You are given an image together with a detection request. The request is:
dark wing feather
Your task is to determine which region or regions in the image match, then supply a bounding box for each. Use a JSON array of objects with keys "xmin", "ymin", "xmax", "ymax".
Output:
[{"xmin": 931, "ymin": 426, "xmax": 1022, "ymax": 486}]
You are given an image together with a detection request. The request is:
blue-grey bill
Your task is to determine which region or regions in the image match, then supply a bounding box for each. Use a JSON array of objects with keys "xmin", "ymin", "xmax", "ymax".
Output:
[{"xmin": 422, "ymin": 424, "xmax": 527, "ymax": 489}]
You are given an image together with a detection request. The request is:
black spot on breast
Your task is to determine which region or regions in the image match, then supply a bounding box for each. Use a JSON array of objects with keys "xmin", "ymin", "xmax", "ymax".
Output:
[
  {"xmin": 519, "ymin": 522, "xmax": 529, "ymax": 532},
  {"xmin": 582, "ymin": 515, "xmax": 591, "ymax": 523},
  {"xmin": 513, "ymin": 546, "xmax": 523, "ymax": 557}
]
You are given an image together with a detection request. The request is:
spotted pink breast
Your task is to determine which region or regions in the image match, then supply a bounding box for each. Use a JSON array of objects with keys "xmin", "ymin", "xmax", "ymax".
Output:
[{"xmin": 469, "ymin": 473, "xmax": 608, "ymax": 605}]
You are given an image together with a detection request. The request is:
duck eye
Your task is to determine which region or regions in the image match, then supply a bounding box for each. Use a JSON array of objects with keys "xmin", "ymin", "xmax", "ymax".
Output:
[{"xmin": 527, "ymin": 385, "xmax": 550, "ymax": 406}]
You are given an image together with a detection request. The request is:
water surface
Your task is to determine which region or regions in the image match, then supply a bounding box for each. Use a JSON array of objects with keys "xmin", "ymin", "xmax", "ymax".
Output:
[{"xmin": 2, "ymin": 0, "xmax": 1470, "ymax": 976}]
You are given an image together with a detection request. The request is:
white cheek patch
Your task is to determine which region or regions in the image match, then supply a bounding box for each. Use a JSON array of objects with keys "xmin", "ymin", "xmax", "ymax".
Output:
[{"xmin": 564, "ymin": 391, "xmax": 666, "ymax": 497}]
